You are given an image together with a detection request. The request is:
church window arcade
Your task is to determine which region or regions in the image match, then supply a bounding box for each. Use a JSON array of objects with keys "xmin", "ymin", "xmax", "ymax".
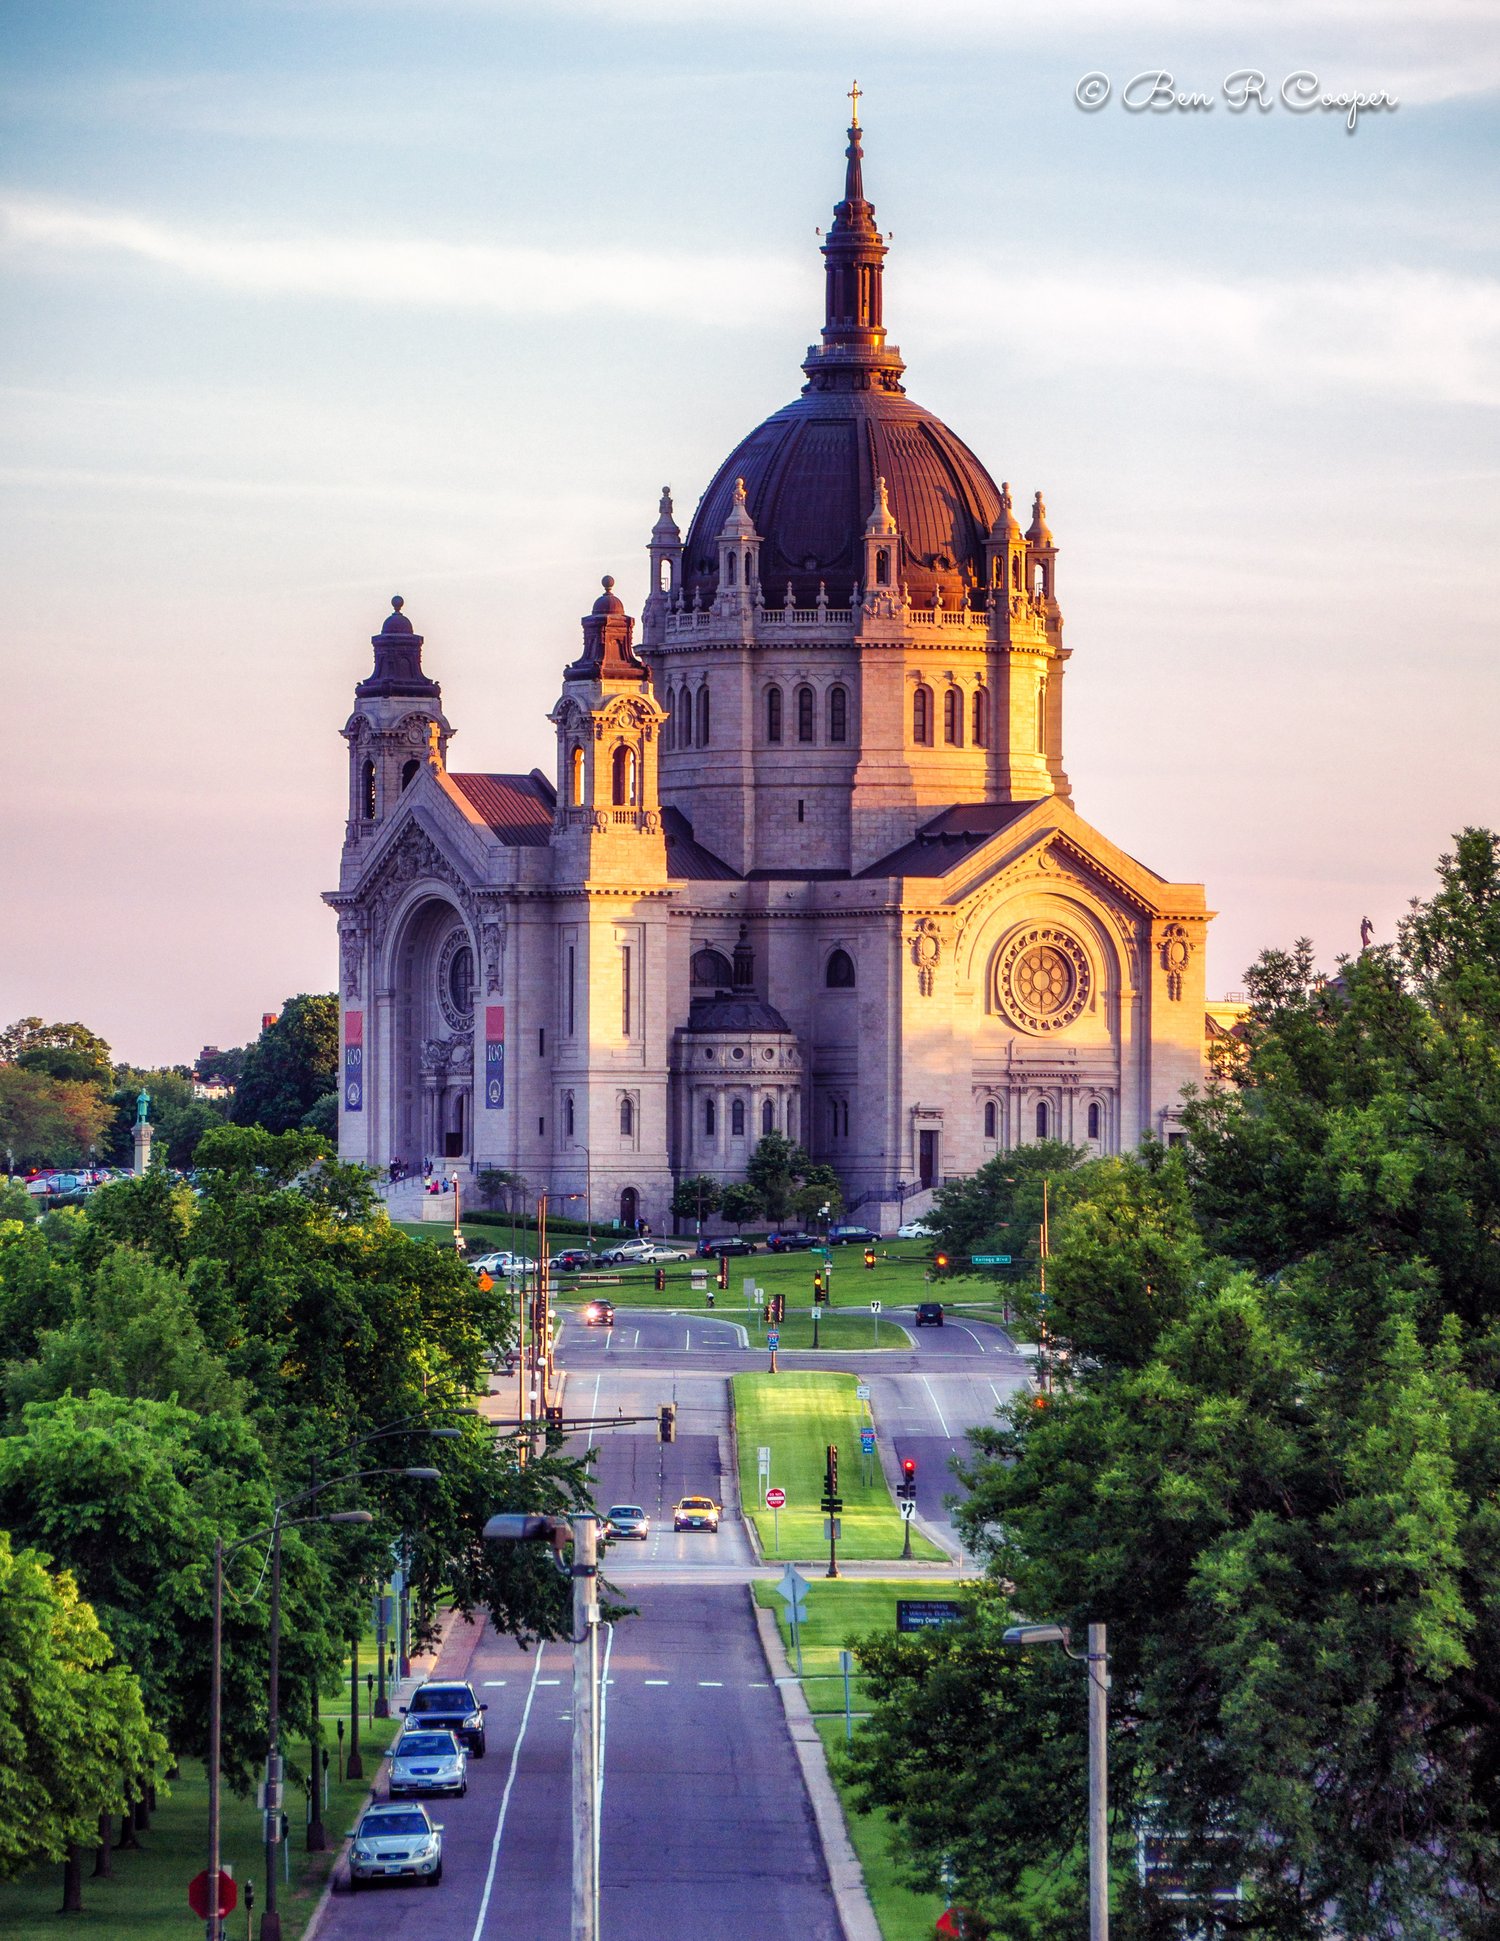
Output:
[
  {"xmin": 984, "ymin": 1099, "xmax": 999, "ymax": 1140},
  {"xmin": 611, "ymin": 743, "xmax": 638, "ymax": 807},
  {"xmin": 1036, "ymin": 1101, "xmax": 1049, "ymax": 1139},
  {"xmin": 401, "ymin": 758, "xmax": 419, "ymax": 791},
  {"xmin": 361, "ymin": 759, "xmax": 376, "ymax": 819},
  {"xmin": 692, "ymin": 948, "xmax": 732, "ymax": 988},
  {"xmin": 1088, "ymin": 1101, "xmax": 1101, "ymax": 1140},
  {"xmin": 570, "ymin": 745, "xmax": 585, "ymax": 804},
  {"xmin": 620, "ymin": 1096, "xmax": 635, "ymax": 1138},
  {"xmin": 761, "ymin": 1098, "xmax": 775, "ymax": 1135},
  {"xmin": 697, "ymin": 685, "xmax": 711, "ymax": 746},
  {"xmin": 828, "ymin": 684, "xmax": 848, "ymax": 743},
  {"xmin": 704, "ymin": 1097, "xmax": 716, "ymax": 1136},
  {"xmin": 972, "ymin": 687, "xmax": 989, "ymax": 747},
  {"xmin": 912, "ymin": 684, "xmax": 933, "ymax": 746},
  {"xmin": 944, "ymin": 687, "xmax": 963, "ymax": 746},
  {"xmin": 731, "ymin": 1099, "xmax": 746, "ymax": 1137},
  {"xmin": 796, "ymin": 685, "xmax": 815, "ymax": 743},
  {"xmin": 678, "ymin": 687, "xmax": 692, "ymax": 747},
  {"xmin": 766, "ymin": 686, "xmax": 783, "ymax": 743}
]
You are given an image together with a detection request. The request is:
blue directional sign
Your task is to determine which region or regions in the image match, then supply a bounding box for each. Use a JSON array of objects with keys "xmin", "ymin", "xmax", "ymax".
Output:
[
  {"xmin": 767, "ymin": 1331, "xmax": 780, "ymax": 1349},
  {"xmin": 859, "ymin": 1429, "xmax": 875, "ymax": 1453}
]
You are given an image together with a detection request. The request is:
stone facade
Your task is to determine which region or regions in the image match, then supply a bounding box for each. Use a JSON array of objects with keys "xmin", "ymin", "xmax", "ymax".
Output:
[{"xmin": 328, "ymin": 114, "xmax": 1214, "ymax": 1233}]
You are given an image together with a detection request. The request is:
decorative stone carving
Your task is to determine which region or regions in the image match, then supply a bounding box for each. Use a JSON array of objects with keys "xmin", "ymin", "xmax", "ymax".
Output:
[
  {"xmin": 997, "ymin": 926, "xmax": 1092, "ymax": 1034},
  {"xmin": 366, "ymin": 822, "xmax": 475, "ymax": 957},
  {"xmin": 436, "ymin": 925, "xmax": 476, "ymax": 1033},
  {"xmin": 481, "ymin": 918, "xmax": 506, "ymax": 996},
  {"xmin": 339, "ymin": 915, "xmax": 364, "ymax": 999},
  {"xmin": 909, "ymin": 918, "xmax": 943, "ymax": 997},
  {"xmin": 1158, "ymin": 923, "xmax": 1195, "ymax": 1002}
]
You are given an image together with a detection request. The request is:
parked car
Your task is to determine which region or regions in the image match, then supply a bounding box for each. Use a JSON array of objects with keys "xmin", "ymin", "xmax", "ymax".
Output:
[
  {"xmin": 604, "ymin": 1503, "xmax": 650, "ymax": 1541},
  {"xmin": 828, "ymin": 1225, "xmax": 879, "ymax": 1246},
  {"xmin": 549, "ymin": 1249, "xmax": 597, "ymax": 1273},
  {"xmin": 400, "ymin": 1680, "xmax": 488, "ymax": 1757},
  {"xmin": 471, "ymin": 1250, "xmax": 529, "ymax": 1278},
  {"xmin": 897, "ymin": 1220, "xmax": 934, "ymax": 1240},
  {"xmin": 347, "ymin": 1801, "xmax": 444, "ymax": 1889},
  {"xmin": 696, "ymin": 1236, "xmax": 757, "ymax": 1258},
  {"xmin": 766, "ymin": 1232, "xmax": 817, "ymax": 1253},
  {"xmin": 915, "ymin": 1301, "xmax": 945, "ymax": 1326},
  {"xmin": 672, "ymin": 1495, "xmax": 721, "ymax": 1532},
  {"xmin": 389, "ymin": 1729, "xmax": 468, "ymax": 1799},
  {"xmin": 582, "ymin": 1298, "xmax": 616, "ymax": 1327},
  {"xmin": 596, "ymin": 1239, "xmax": 652, "ymax": 1264}
]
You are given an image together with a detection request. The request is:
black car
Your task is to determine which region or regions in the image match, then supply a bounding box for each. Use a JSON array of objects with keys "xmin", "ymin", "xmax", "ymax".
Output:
[
  {"xmin": 829, "ymin": 1225, "xmax": 879, "ymax": 1247},
  {"xmin": 697, "ymin": 1236, "xmax": 757, "ymax": 1257},
  {"xmin": 551, "ymin": 1248, "xmax": 596, "ymax": 1273},
  {"xmin": 401, "ymin": 1680, "xmax": 489, "ymax": 1757},
  {"xmin": 766, "ymin": 1232, "xmax": 817, "ymax": 1253},
  {"xmin": 915, "ymin": 1302, "xmax": 945, "ymax": 1326},
  {"xmin": 583, "ymin": 1298, "xmax": 616, "ymax": 1327}
]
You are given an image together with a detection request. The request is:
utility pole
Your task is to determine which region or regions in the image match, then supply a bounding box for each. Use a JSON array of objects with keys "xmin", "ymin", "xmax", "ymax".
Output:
[
  {"xmin": 571, "ymin": 1513, "xmax": 601, "ymax": 1941},
  {"xmin": 206, "ymin": 1538, "xmax": 224, "ymax": 1941},
  {"xmin": 1038, "ymin": 1177, "xmax": 1052, "ymax": 1396},
  {"xmin": 1088, "ymin": 1622, "xmax": 1109, "ymax": 1941},
  {"xmin": 261, "ymin": 1517, "xmax": 284, "ymax": 1941}
]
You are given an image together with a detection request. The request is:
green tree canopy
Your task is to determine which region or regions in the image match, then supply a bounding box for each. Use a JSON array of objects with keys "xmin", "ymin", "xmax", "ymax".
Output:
[
  {"xmin": 719, "ymin": 1181, "xmax": 764, "ymax": 1231},
  {"xmin": 230, "ymin": 994, "xmax": 338, "ymax": 1135},
  {"xmin": 0, "ymin": 1018, "xmax": 114, "ymax": 1088},
  {"xmin": 0, "ymin": 1066, "xmax": 113, "ymax": 1170},
  {"xmin": 670, "ymin": 1175, "xmax": 721, "ymax": 1228},
  {"xmin": 745, "ymin": 1132, "xmax": 811, "ymax": 1226}
]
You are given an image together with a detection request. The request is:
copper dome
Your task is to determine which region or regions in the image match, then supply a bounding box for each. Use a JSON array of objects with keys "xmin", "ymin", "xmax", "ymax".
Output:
[
  {"xmin": 683, "ymin": 390, "xmax": 1002, "ymax": 611},
  {"xmin": 682, "ymin": 110, "xmax": 1002, "ymax": 611}
]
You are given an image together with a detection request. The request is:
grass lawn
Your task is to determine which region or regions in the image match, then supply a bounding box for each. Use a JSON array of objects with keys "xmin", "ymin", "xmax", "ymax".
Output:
[
  {"xmin": 814, "ymin": 1719, "xmax": 951, "ymax": 1941},
  {"xmin": 733, "ymin": 1372, "xmax": 945, "ymax": 1561}
]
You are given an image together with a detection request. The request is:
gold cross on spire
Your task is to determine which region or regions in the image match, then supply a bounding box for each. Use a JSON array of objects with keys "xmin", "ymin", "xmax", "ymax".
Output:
[{"xmin": 848, "ymin": 79, "xmax": 861, "ymax": 128}]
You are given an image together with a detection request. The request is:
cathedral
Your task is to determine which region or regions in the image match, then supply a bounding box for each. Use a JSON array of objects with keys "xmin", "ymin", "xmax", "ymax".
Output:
[{"xmin": 328, "ymin": 108, "xmax": 1213, "ymax": 1234}]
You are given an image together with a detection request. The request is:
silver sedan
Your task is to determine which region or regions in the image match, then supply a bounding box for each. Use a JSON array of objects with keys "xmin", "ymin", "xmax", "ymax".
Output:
[{"xmin": 389, "ymin": 1728, "xmax": 468, "ymax": 1798}]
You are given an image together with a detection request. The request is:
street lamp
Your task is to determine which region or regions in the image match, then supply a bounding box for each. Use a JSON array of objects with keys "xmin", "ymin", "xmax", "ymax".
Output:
[
  {"xmin": 251, "ymin": 1466, "xmax": 440, "ymax": 1941},
  {"xmin": 1003, "ymin": 1620, "xmax": 1110, "ymax": 1940},
  {"xmin": 484, "ymin": 1512, "xmax": 599, "ymax": 1941},
  {"xmin": 206, "ymin": 1509, "xmax": 373, "ymax": 1941}
]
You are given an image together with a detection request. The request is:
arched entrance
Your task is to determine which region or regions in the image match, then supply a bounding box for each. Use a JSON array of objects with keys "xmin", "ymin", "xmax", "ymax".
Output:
[
  {"xmin": 390, "ymin": 895, "xmax": 476, "ymax": 1168},
  {"xmin": 619, "ymin": 1186, "xmax": 640, "ymax": 1231}
]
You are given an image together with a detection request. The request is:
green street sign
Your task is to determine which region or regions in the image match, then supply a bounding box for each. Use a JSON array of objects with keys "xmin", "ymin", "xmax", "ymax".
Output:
[{"xmin": 971, "ymin": 1254, "xmax": 1013, "ymax": 1265}]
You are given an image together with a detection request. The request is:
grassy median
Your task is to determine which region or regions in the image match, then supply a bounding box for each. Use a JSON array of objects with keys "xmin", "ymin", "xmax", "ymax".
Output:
[{"xmin": 733, "ymin": 1371, "xmax": 945, "ymax": 1560}]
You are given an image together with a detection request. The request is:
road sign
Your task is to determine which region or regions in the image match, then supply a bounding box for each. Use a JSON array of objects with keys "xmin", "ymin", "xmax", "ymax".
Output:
[
  {"xmin": 758, "ymin": 1445, "xmax": 771, "ymax": 1467},
  {"xmin": 188, "ymin": 1869, "xmax": 238, "ymax": 1920},
  {"xmin": 823, "ymin": 1517, "xmax": 842, "ymax": 1539},
  {"xmin": 767, "ymin": 1330, "xmax": 780, "ymax": 1349},
  {"xmin": 775, "ymin": 1563, "xmax": 808, "ymax": 1614},
  {"xmin": 859, "ymin": 1429, "xmax": 875, "ymax": 1453},
  {"xmin": 869, "ymin": 1299, "xmax": 882, "ymax": 1314},
  {"xmin": 899, "ymin": 1499, "xmax": 916, "ymax": 1521},
  {"xmin": 855, "ymin": 1382, "xmax": 871, "ymax": 1402},
  {"xmin": 765, "ymin": 1486, "xmax": 786, "ymax": 1509},
  {"xmin": 971, "ymin": 1253, "xmax": 1012, "ymax": 1265},
  {"xmin": 896, "ymin": 1598, "xmax": 965, "ymax": 1632}
]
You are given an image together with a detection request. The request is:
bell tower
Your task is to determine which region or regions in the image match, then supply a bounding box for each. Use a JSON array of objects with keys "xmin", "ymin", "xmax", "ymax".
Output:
[{"xmin": 341, "ymin": 596, "xmax": 452, "ymax": 847}]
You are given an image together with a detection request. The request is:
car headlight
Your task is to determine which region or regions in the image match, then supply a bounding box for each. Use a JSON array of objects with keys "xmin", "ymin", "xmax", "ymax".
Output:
[
  {"xmin": 354, "ymin": 1843, "xmax": 374, "ymax": 1859},
  {"xmin": 464, "ymin": 1711, "xmax": 482, "ymax": 1729}
]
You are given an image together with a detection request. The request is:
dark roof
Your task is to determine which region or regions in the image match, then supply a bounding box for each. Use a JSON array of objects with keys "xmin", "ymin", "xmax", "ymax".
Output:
[
  {"xmin": 682, "ymin": 994, "xmax": 793, "ymax": 1035},
  {"xmin": 683, "ymin": 390, "xmax": 1002, "ymax": 613},
  {"xmin": 663, "ymin": 807, "xmax": 741, "ymax": 881},
  {"xmin": 450, "ymin": 771, "xmax": 555, "ymax": 845},
  {"xmin": 858, "ymin": 802, "xmax": 1036, "ymax": 879}
]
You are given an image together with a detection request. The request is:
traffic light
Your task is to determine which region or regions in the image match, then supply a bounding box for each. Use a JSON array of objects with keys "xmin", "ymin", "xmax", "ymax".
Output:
[
  {"xmin": 658, "ymin": 1402, "xmax": 677, "ymax": 1443},
  {"xmin": 900, "ymin": 1456, "xmax": 917, "ymax": 1500},
  {"xmin": 813, "ymin": 1271, "xmax": 825, "ymax": 1304},
  {"xmin": 863, "ymin": 1248, "xmax": 876, "ymax": 1270},
  {"xmin": 717, "ymin": 1254, "xmax": 729, "ymax": 1290},
  {"xmin": 544, "ymin": 1404, "xmax": 564, "ymax": 1429},
  {"xmin": 773, "ymin": 1293, "xmax": 786, "ymax": 1324},
  {"xmin": 654, "ymin": 1266, "xmax": 666, "ymax": 1292},
  {"xmin": 933, "ymin": 1250, "xmax": 950, "ymax": 1274},
  {"xmin": 820, "ymin": 1442, "xmax": 842, "ymax": 1512}
]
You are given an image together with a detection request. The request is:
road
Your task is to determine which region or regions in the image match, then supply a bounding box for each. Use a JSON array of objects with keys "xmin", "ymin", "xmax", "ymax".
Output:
[{"xmin": 315, "ymin": 1302, "xmax": 1029, "ymax": 1938}]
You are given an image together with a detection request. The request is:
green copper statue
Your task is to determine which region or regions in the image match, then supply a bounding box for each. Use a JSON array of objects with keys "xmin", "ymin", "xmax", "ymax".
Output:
[{"xmin": 135, "ymin": 1090, "xmax": 151, "ymax": 1126}]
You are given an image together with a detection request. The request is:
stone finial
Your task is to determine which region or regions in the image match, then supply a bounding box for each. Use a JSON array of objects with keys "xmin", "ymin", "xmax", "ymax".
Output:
[
  {"xmin": 718, "ymin": 476, "xmax": 759, "ymax": 540},
  {"xmin": 865, "ymin": 474, "xmax": 898, "ymax": 536},
  {"xmin": 1026, "ymin": 491, "xmax": 1054, "ymax": 547},
  {"xmin": 991, "ymin": 483, "xmax": 1022, "ymax": 541}
]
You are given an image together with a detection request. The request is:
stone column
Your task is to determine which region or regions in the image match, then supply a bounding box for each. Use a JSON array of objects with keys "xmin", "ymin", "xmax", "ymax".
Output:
[{"xmin": 132, "ymin": 1120, "xmax": 154, "ymax": 1176}]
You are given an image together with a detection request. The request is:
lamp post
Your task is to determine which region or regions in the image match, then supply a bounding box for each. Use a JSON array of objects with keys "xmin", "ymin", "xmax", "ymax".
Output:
[
  {"xmin": 1003, "ymin": 1621, "xmax": 1109, "ymax": 1941},
  {"xmin": 254, "ymin": 1466, "xmax": 442, "ymax": 1941}
]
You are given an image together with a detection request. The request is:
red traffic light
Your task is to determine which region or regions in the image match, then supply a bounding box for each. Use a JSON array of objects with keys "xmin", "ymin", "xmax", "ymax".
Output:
[
  {"xmin": 902, "ymin": 1457, "xmax": 917, "ymax": 1482},
  {"xmin": 934, "ymin": 1251, "xmax": 950, "ymax": 1271}
]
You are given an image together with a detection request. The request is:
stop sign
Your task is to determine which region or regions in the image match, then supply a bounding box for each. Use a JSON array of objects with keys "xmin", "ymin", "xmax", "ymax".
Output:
[
  {"xmin": 188, "ymin": 1869, "xmax": 238, "ymax": 1920},
  {"xmin": 765, "ymin": 1487, "xmax": 786, "ymax": 1509}
]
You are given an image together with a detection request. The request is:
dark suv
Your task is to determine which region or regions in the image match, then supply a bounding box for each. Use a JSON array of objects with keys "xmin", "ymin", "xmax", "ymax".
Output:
[
  {"xmin": 828, "ymin": 1225, "xmax": 879, "ymax": 1247},
  {"xmin": 401, "ymin": 1680, "xmax": 489, "ymax": 1758},
  {"xmin": 915, "ymin": 1302, "xmax": 945, "ymax": 1326},
  {"xmin": 766, "ymin": 1232, "xmax": 817, "ymax": 1253},
  {"xmin": 697, "ymin": 1237, "xmax": 757, "ymax": 1258}
]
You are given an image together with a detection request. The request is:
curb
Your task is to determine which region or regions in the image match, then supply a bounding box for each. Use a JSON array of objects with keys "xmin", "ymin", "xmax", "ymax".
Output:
[{"xmin": 749, "ymin": 1589, "xmax": 882, "ymax": 1941}]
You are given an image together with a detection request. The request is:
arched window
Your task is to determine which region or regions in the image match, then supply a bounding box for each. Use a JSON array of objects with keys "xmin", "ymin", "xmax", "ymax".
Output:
[
  {"xmin": 971, "ymin": 687, "xmax": 989, "ymax": 748},
  {"xmin": 448, "ymin": 945, "xmax": 473, "ymax": 1016},
  {"xmin": 875, "ymin": 547, "xmax": 891, "ymax": 586},
  {"xmin": 726, "ymin": 551, "xmax": 737, "ymax": 586},
  {"xmin": 570, "ymin": 745, "xmax": 585, "ymax": 805},
  {"xmin": 564, "ymin": 1093, "xmax": 575, "ymax": 1138},
  {"xmin": 912, "ymin": 685, "xmax": 932, "ymax": 746},
  {"xmin": 944, "ymin": 687, "xmax": 963, "ymax": 746},
  {"xmin": 829, "ymin": 1099, "xmax": 840, "ymax": 1140},
  {"xmin": 678, "ymin": 688, "xmax": 692, "ymax": 748},
  {"xmin": 1036, "ymin": 1101, "xmax": 1049, "ymax": 1139},
  {"xmin": 761, "ymin": 1098, "xmax": 774, "ymax": 1135},
  {"xmin": 704, "ymin": 1097, "xmax": 717, "ymax": 1137},
  {"xmin": 984, "ymin": 1100, "xmax": 998, "ymax": 1140},
  {"xmin": 828, "ymin": 685, "xmax": 848, "ymax": 743},
  {"xmin": 401, "ymin": 758, "xmax": 419, "ymax": 790},
  {"xmin": 697, "ymin": 685, "xmax": 711, "ymax": 747},
  {"xmin": 611, "ymin": 743, "xmax": 637, "ymax": 806},
  {"xmin": 766, "ymin": 687, "xmax": 783, "ymax": 743},
  {"xmin": 620, "ymin": 1096, "xmax": 634, "ymax": 1138},
  {"xmin": 361, "ymin": 760, "xmax": 376, "ymax": 819},
  {"xmin": 731, "ymin": 1099, "xmax": 746, "ymax": 1137},
  {"xmin": 1088, "ymin": 1102, "xmax": 1101, "ymax": 1140},
  {"xmin": 796, "ymin": 685, "xmax": 815, "ymax": 743},
  {"xmin": 1036, "ymin": 680, "xmax": 1048, "ymax": 753},
  {"xmin": 825, "ymin": 949, "xmax": 856, "ymax": 989},
  {"xmin": 691, "ymin": 948, "xmax": 732, "ymax": 988}
]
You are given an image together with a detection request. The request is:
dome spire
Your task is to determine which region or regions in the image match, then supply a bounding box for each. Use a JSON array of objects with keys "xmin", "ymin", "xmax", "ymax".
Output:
[{"xmin": 802, "ymin": 91, "xmax": 905, "ymax": 396}]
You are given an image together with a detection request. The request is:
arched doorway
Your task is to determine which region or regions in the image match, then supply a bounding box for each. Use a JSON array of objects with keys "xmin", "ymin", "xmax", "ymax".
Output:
[
  {"xmin": 619, "ymin": 1186, "xmax": 640, "ymax": 1231},
  {"xmin": 390, "ymin": 895, "xmax": 476, "ymax": 1168}
]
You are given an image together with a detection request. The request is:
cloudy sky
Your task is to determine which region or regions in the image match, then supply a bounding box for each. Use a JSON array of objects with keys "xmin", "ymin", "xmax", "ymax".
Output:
[{"xmin": 3, "ymin": 0, "xmax": 1497, "ymax": 1066}]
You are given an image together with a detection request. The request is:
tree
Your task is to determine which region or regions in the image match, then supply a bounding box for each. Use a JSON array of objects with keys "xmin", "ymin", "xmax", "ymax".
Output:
[
  {"xmin": 230, "ymin": 994, "xmax": 338, "ymax": 1135},
  {"xmin": 0, "ymin": 1018, "xmax": 113, "ymax": 1089},
  {"xmin": 299, "ymin": 1089, "xmax": 339, "ymax": 1141},
  {"xmin": 0, "ymin": 1181, "xmax": 37, "ymax": 1223},
  {"xmin": 670, "ymin": 1175, "xmax": 721, "ymax": 1232},
  {"xmin": 476, "ymin": 1167, "xmax": 527, "ymax": 1214},
  {"xmin": 106, "ymin": 1067, "xmax": 227, "ymax": 1170},
  {"xmin": 0, "ymin": 1533, "xmax": 165, "ymax": 1901},
  {"xmin": 790, "ymin": 1162, "xmax": 843, "ymax": 1228},
  {"xmin": 926, "ymin": 1140, "xmax": 1084, "ymax": 1288},
  {"xmin": 0, "ymin": 1066, "xmax": 112, "ymax": 1170},
  {"xmin": 719, "ymin": 1182, "xmax": 764, "ymax": 1232},
  {"xmin": 745, "ymin": 1133, "xmax": 810, "ymax": 1227}
]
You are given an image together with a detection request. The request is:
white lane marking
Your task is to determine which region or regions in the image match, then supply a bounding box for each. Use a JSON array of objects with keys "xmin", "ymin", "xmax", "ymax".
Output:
[
  {"xmin": 468, "ymin": 1641, "xmax": 547, "ymax": 1941},
  {"xmin": 731, "ymin": 1322, "xmax": 750, "ymax": 1348},
  {"xmin": 684, "ymin": 1328, "xmax": 691, "ymax": 1351},
  {"xmin": 480, "ymin": 1679, "xmax": 507, "ymax": 1687},
  {"xmin": 920, "ymin": 1374, "xmax": 952, "ymax": 1438},
  {"xmin": 537, "ymin": 1678, "xmax": 562, "ymax": 1685},
  {"xmin": 604, "ymin": 1328, "xmax": 614, "ymax": 1355},
  {"xmin": 596, "ymin": 1621, "xmax": 615, "ymax": 1876},
  {"xmin": 643, "ymin": 1678, "xmax": 669, "ymax": 1686},
  {"xmin": 949, "ymin": 1321, "xmax": 986, "ymax": 1353},
  {"xmin": 698, "ymin": 1680, "xmax": 723, "ymax": 1687},
  {"xmin": 590, "ymin": 1372, "xmax": 602, "ymax": 1424},
  {"xmin": 989, "ymin": 1382, "xmax": 1010, "ymax": 1411}
]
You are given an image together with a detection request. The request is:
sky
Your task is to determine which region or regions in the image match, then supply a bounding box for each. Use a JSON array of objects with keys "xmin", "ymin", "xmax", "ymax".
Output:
[{"xmin": 2, "ymin": 0, "xmax": 1497, "ymax": 1067}]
